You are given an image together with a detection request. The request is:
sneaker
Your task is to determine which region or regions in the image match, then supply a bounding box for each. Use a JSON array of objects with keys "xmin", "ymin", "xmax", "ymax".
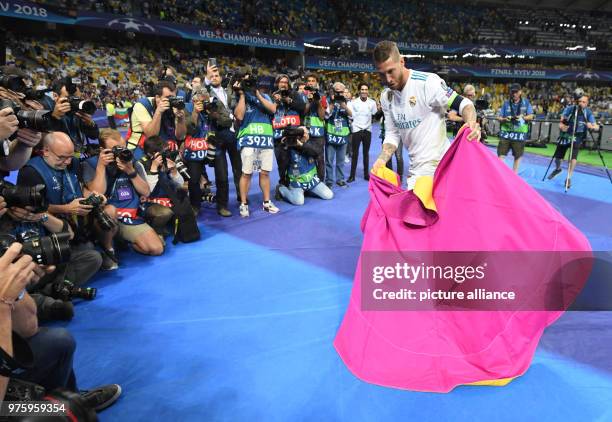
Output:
[
  {"xmin": 217, "ymin": 207, "xmax": 232, "ymax": 217},
  {"xmin": 239, "ymin": 203, "xmax": 250, "ymax": 218},
  {"xmin": 548, "ymin": 168, "xmax": 562, "ymax": 180},
  {"xmin": 101, "ymin": 249, "xmax": 119, "ymax": 271},
  {"xmin": 80, "ymin": 384, "xmax": 122, "ymax": 412},
  {"xmin": 325, "ymin": 182, "xmax": 333, "ymax": 189},
  {"xmin": 336, "ymin": 180, "xmax": 348, "ymax": 187},
  {"xmin": 263, "ymin": 200, "xmax": 280, "ymax": 214}
]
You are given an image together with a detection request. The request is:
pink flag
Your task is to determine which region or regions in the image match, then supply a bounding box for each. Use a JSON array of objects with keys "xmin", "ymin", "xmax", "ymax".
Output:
[{"xmin": 334, "ymin": 128, "xmax": 592, "ymax": 392}]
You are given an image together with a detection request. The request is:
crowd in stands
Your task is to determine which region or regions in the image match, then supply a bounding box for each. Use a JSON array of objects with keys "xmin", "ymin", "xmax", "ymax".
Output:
[{"xmin": 29, "ymin": 0, "xmax": 612, "ymax": 49}]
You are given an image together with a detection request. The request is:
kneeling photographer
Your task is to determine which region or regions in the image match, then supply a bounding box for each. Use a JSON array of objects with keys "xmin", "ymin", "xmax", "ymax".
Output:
[
  {"xmin": 277, "ymin": 126, "xmax": 333, "ymax": 205},
  {"xmin": 272, "ymin": 74, "xmax": 306, "ymax": 189},
  {"xmin": 83, "ymin": 129, "xmax": 164, "ymax": 256},
  {"xmin": 139, "ymin": 136, "xmax": 186, "ymax": 238},
  {"xmin": 18, "ymin": 132, "xmax": 107, "ymax": 276}
]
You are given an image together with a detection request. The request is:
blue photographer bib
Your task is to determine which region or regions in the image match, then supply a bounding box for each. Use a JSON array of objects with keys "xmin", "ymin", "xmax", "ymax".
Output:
[
  {"xmin": 273, "ymin": 106, "xmax": 302, "ymax": 140},
  {"xmin": 288, "ymin": 149, "xmax": 321, "ymax": 191},
  {"xmin": 27, "ymin": 156, "xmax": 83, "ymax": 205},
  {"xmin": 325, "ymin": 107, "xmax": 350, "ymax": 145},
  {"xmin": 237, "ymin": 93, "xmax": 274, "ymax": 149},
  {"xmin": 499, "ymin": 98, "xmax": 533, "ymax": 142}
]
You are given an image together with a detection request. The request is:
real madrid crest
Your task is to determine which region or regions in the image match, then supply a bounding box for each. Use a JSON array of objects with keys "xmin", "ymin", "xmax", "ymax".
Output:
[{"xmin": 409, "ymin": 96, "xmax": 417, "ymax": 107}]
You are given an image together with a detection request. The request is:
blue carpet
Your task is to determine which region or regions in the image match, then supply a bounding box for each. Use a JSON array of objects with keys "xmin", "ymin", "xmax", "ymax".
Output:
[{"xmin": 48, "ymin": 124, "xmax": 612, "ymax": 421}]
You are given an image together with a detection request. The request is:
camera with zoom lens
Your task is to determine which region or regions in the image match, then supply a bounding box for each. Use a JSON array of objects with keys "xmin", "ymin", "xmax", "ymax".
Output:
[
  {"xmin": 0, "ymin": 72, "xmax": 27, "ymax": 92},
  {"xmin": 52, "ymin": 279, "xmax": 97, "ymax": 301},
  {"xmin": 167, "ymin": 96, "xmax": 185, "ymax": 110},
  {"xmin": 160, "ymin": 148, "xmax": 191, "ymax": 181},
  {"xmin": 0, "ymin": 231, "xmax": 71, "ymax": 266},
  {"xmin": 67, "ymin": 97, "xmax": 97, "ymax": 115},
  {"xmin": 0, "ymin": 99, "xmax": 54, "ymax": 133},
  {"xmin": 304, "ymin": 85, "xmax": 321, "ymax": 101},
  {"xmin": 0, "ymin": 180, "xmax": 48, "ymax": 212},
  {"xmin": 111, "ymin": 146, "xmax": 134, "ymax": 162},
  {"xmin": 281, "ymin": 127, "xmax": 305, "ymax": 148},
  {"xmin": 80, "ymin": 193, "xmax": 116, "ymax": 232},
  {"xmin": 333, "ymin": 94, "xmax": 346, "ymax": 104}
]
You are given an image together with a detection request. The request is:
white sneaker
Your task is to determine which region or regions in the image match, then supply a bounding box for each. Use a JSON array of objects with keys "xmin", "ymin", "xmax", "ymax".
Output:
[
  {"xmin": 262, "ymin": 200, "xmax": 280, "ymax": 214},
  {"xmin": 239, "ymin": 203, "xmax": 250, "ymax": 218},
  {"xmin": 344, "ymin": 156, "xmax": 351, "ymax": 164}
]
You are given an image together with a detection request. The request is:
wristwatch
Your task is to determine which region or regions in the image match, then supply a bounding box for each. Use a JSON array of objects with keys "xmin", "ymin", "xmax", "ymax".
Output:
[{"xmin": 39, "ymin": 213, "xmax": 49, "ymax": 223}]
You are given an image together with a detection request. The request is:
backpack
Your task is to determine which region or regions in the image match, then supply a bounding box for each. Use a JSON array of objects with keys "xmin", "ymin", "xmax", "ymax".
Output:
[{"xmin": 156, "ymin": 175, "xmax": 201, "ymax": 244}]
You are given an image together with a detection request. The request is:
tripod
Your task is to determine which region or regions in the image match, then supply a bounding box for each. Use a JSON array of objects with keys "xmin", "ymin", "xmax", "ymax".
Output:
[
  {"xmin": 542, "ymin": 103, "xmax": 579, "ymax": 192},
  {"xmin": 586, "ymin": 128, "xmax": 612, "ymax": 184}
]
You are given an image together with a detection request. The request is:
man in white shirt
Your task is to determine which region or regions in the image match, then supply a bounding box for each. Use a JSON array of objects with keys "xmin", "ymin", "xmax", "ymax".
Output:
[
  {"xmin": 372, "ymin": 41, "xmax": 481, "ymax": 189},
  {"xmin": 348, "ymin": 83, "xmax": 381, "ymax": 182}
]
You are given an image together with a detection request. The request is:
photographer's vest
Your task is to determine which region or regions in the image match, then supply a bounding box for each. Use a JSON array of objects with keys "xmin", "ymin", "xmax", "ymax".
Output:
[
  {"xmin": 237, "ymin": 93, "xmax": 274, "ymax": 149},
  {"xmin": 305, "ymin": 108, "xmax": 325, "ymax": 138},
  {"xmin": 86, "ymin": 156, "xmax": 143, "ymax": 225},
  {"xmin": 26, "ymin": 156, "xmax": 83, "ymax": 205},
  {"xmin": 139, "ymin": 157, "xmax": 173, "ymax": 208},
  {"xmin": 183, "ymin": 103, "xmax": 211, "ymax": 162},
  {"xmin": 499, "ymin": 98, "xmax": 531, "ymax": 142},
  {"xmin": 558, "ymin": 106, "xmax": 591, "ymax": 145},
  {"xmin": 325, "ymin": 107, "xmax": 350, "ymax": 146},
  {"xmin": 273, "ymin": 103, "xmax": 302, "ymax": 141},
  {"xmin": 288, "ymin": 149, "xmax": 321, "ymax": 191},
  {"xmin": 127, "ymin": 97, "xmax": 178, "ymax": 159}
]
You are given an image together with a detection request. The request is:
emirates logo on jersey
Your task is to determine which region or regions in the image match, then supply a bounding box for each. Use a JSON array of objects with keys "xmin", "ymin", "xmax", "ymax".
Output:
[{"xmin": 409, "ymin": 96, "xmax": 417, "ymax": 107}]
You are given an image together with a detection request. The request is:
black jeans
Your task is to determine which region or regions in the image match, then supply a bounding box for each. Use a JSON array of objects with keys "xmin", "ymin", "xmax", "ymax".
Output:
[
  {"xmin": 350, "ymin": 130, "xmax": 372, "ymax": 179},
  {"xmin": 309, "ymin": 136, "xmax": 325, "ymax": 181},
  {"xmin": 186, "ymin": 160, "xmax": 209, "ymax": 208},
  {"xmin": 214, "ymin": 128, "xmax": 241, "ymax": 208},
  {"xmin": 274, "ymin": 140, "xmax": 291, "ymax": 187}
]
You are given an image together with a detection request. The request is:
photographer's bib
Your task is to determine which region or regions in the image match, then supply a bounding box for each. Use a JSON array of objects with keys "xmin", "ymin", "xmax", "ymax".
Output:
[
  {"xmin": 109, "ymin": 176, "xmax": 143, "ymax": 225},
  {"xmin": 273, "ymin": 112, "xmax": 302, "ymax": 140},
  {"xmin": 305, "ymin": 115, "xmax": 325, "ymax": 138},
  {"xmin": 183, "ymin": 136, "xmax": 210, "ymax": 162},
  {"xmin": 237, "ymin": 122, "xmax": 274, "ymax": 149},
  {"xmin": 325, "ymin": 115, "xmax": 350, "ymax": 146},
  {"xmin": 500, "ymin": 100, "xmax": 530, "ymax": 142}
]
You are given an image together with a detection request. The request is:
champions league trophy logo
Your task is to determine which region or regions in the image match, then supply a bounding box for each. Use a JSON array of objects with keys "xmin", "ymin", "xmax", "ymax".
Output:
[
  {"xmin": 469, "ymin": 45, "xmax": 497, "ymax": 55},
  {"xmin": 107, "ymin": 18, "xmax": 156, "ymax": 33},
  {"xmin": 576, "ymin": 71, "xmax": 600, "ymax": 80}
]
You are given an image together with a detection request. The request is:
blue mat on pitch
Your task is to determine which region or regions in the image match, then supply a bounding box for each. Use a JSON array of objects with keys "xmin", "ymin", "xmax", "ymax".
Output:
[{"xmin": 55, "ymin": 124, "xmax": 612, "ymax": 421}]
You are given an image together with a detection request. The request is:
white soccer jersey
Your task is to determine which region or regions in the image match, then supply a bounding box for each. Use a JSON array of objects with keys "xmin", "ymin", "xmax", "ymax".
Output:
[{"xmin": 381, "ymin": 70, "xmax": 458, "ymax": 188}]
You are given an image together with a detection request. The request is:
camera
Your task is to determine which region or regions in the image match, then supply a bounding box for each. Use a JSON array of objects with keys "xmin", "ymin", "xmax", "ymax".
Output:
[
  {"xmin": 333, "ymin": 93, "xmax": 346, "ymax": 104},
  {"xmin": 80, "ymin": 193, "xmax": 116, "ymax": 231},
  {"xmin": 0, "ymin": 180, "xmax": 48, "ymax": 212},
  {"xmin": 0, "ymin": 99, "xmax": 53, "ymax": 133},
  {"xmin": 475, "ymin": 99, "xmax": 489, "ymax": 112},
  {"xmin": 6, "ymin": 378, "xmax": 98, "ymax": 422},
  {"xmin": 281, "ymin": 127, "xmax": 305, "ymax": 148},
  {"xmin": 167, "ymin": 96, "xmax": 185, "ymax": 110},
  {"xmin": 52, "ymin": 279, "xmax": 97, "ymax": 301},
  {"xmin": 0, "ymin": 72, "xmax": 27, "ymax": 92},
  {"xmin": 111, "ymin": 146, "xmax": 134, "ymax": 162},
  {"xmin": 160, "ymin": 148, "xmax": 191, "ymax": 180},
  {"xmin": 304, "ymin": 85, "xmax": 320, "ymax": 101},
  {"xmin": 67, "ymin": 97, "xmax": 97, "ymax": 115},
  {"xmin": 0, "ymin": 230, "xmax": 71, "ymax": 265}
]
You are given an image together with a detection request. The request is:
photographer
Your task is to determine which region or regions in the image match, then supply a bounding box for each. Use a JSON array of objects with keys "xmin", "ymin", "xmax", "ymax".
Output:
[
  {"xmin": 497, "ymin": 83, "xmax": 534, "ymax": 174},
  {"xmin": 348, "ymin": 83, "xmax": 381, "ymax": 183},
  {"xmin": 325, "ymin": 82, "xmax": 353, "ymax": 188},
  {"xmin": 17, "ymin": 131, "xmax": 107, "ymax": 277},
  {"xmin": 0, "ymin": 92, "xmax": 44, "ymax": 174},
  {"xmin": 41, "ymin": 77, "xmax": 99, "ymax": 157},
  {"xmin": 126, "ymin": 80, "xmax": 187, "ymax": 161},
  {"xmin": 272, "ymin": 74, "xmax": 306, "ymax": 189},
  {"xmin": 233, "ymin": 73, "xmax": 280, "ymax": 217},
  {"xmin": 447, "ymin": 84, "xmax": 476, "ymax": 134},
  {"xmin": 277, "ymin": 126, "xmax": 333, "ymax": 205},
  {"xmin": 139, "ymin": 136, "xmax": 185, "ymax": 237},
  {"xmin": 184, "ymin": 85, "xmax": 214, "ymax": 214},
  {"xmin": 303, "ymin": 73, "xmax": 327, "ymax": 181},
  {"xmin": 205, "ymin": 62, "xmax": 242, "ymax": 217},
  {"xmin": 83, "ymin": 129, "xmax": 164, "ymax": 256},
  {"xmin": 548, "ymin": 94, "xmax": 599, "ymax": 188}
]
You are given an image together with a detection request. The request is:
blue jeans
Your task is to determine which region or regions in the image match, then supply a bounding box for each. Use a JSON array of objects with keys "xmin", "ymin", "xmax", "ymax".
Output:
[
  {"xmin": 15, "ymin": 327, "xmax": 78, "ymax": 392},
  {"xmin": 325, "ymin": 143, "xmax": 347, "ymax": 184},
  {"xmin": 279, "ymin": 182, "xmax": 334, "ymax": 205}
]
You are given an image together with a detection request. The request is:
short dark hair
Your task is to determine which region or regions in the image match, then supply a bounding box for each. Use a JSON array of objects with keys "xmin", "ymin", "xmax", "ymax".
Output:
[
  {"xmin": 153, "ymin": 80, "xmax": 176, "ymax": 97},
  {"xmin": 373, "ymin": 41, "xmax": 400, "ymax": 64},
  {"xmin": 143, "ymin": 135, "xmax": 164, "ymax": 155},
  {"xmin": 306, "ymin": 73, "xmax": 319, "ymax": 82},
  {"xmin": 358, "ymin": 82, "xmax": 369, "ymax": 90}
]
